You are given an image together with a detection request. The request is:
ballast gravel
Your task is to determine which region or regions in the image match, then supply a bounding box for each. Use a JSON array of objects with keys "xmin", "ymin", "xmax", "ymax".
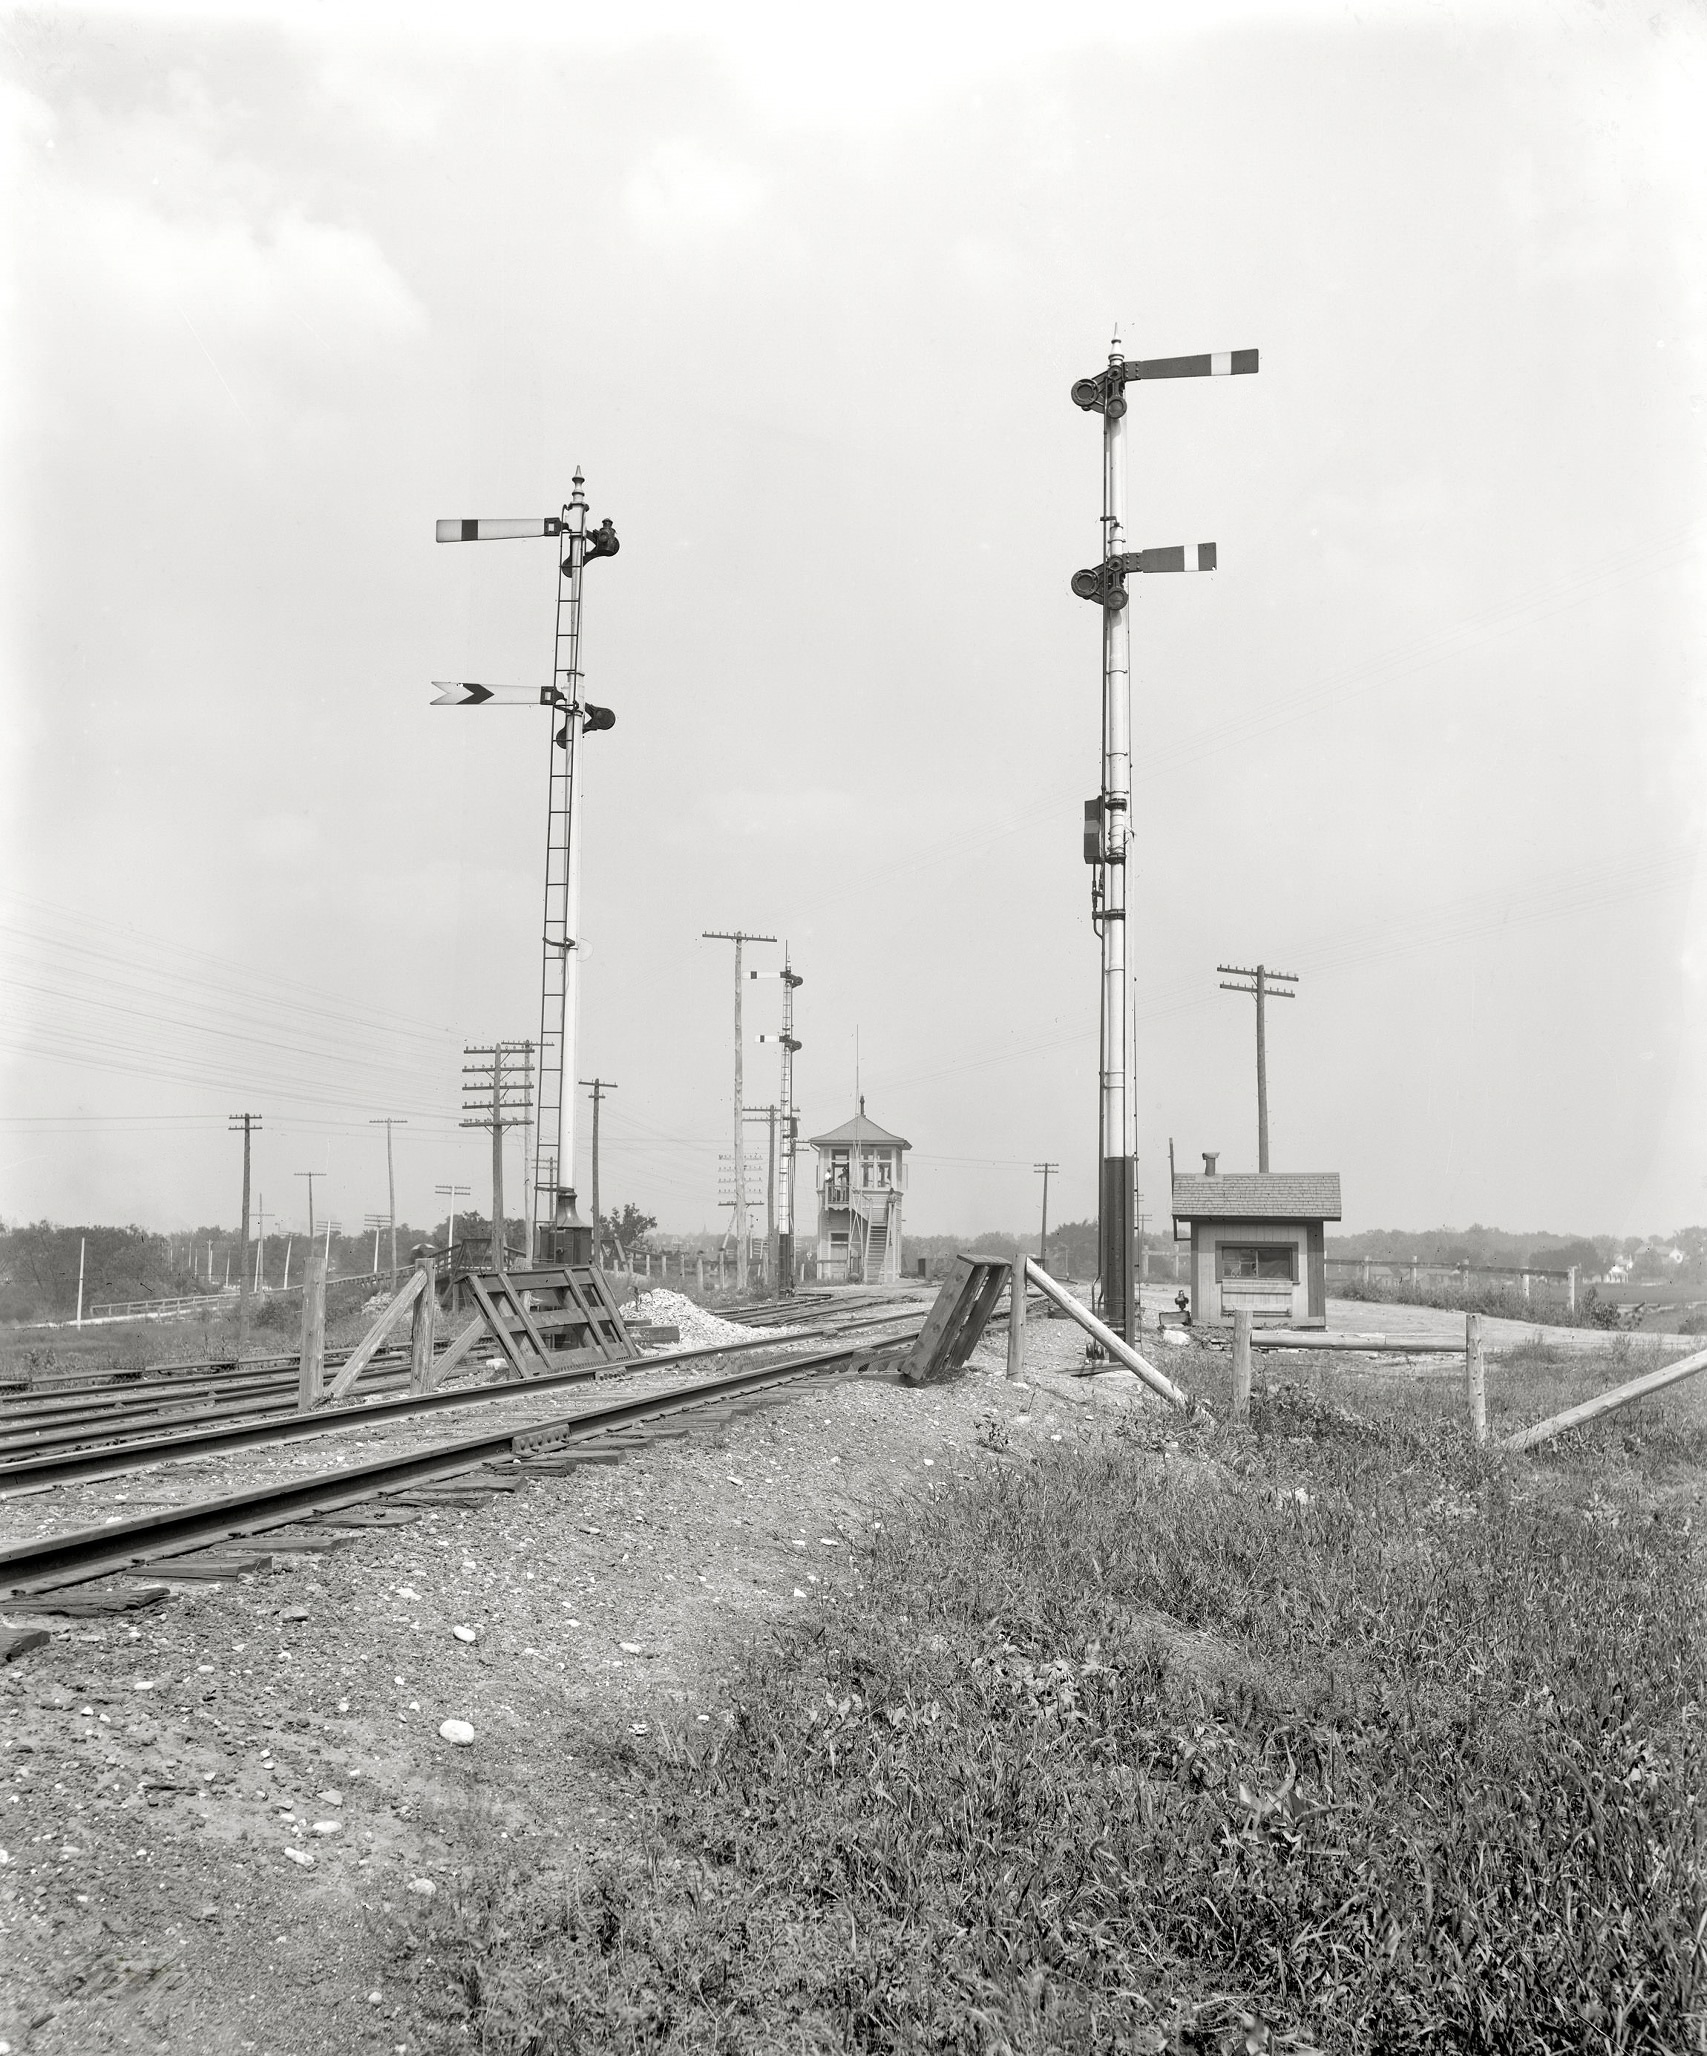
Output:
[{"xmin": 0, "ymin": 1290, "xmax": 1138, "ymax": 2054}]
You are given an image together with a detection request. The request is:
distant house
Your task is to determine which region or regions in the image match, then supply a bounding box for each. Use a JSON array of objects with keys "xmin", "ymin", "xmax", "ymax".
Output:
[
  {"xmin": 1604, "ymin": 1263, "xmax": 1628, "ymax": 1284},
  {"xmin": 1171, "ymin": 1158, "xmax": 1342, "ymax": 1329},
  {"xmin": 809, "ymin": 1099, "xmax": 910, "ymax": 1285}
]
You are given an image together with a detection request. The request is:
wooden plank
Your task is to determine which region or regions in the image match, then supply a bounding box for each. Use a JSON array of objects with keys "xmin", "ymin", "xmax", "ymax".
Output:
[
  {"xmin": 466, "ymin": 1273, "xmax": 530, "ymax": 1379},
  {"xmin": 899, "ymin": 1257, "xmax": 983, "ymax": 1382},
  {"xmin": 426, "ymin": 1315, "xmax": 488, "ymax": 1390},
  {"xmin": 1022, "ymin": 1259, "xmax": 1190, "ymax": 1412},
  {"xmin": 322, "ymin": 1270, "xmax": 425, "ymax": 1404},
  {"xmin": 1006, "ymin": 1248, "xmax": 1026, "ymax": 1382},
  {"xmin": 298, "ymin": 1248, "xmax": 327, "ymax": 1409},
  {"xmin": 1503, "ymin": 1344, "xmax": 1707, "ymax": 1453},
  {"xmin": 549, "ymin": 1265, "xmax": 617, "ymax": 1362},
  {"xmin": 1465, "ymin": 1314, "xmax": 1486, "ymax": 1443},
  {"xmin": 1232, "ymin": 1309, "xmax": 1252, "ymax": 1425},
  {"xmin": 409, "ymin": 1259, "xmax": 438, "ymax": 1391},
  {"xmin": 491, "ymin": 1275, "xmax": 554, "ymax": 1369}
]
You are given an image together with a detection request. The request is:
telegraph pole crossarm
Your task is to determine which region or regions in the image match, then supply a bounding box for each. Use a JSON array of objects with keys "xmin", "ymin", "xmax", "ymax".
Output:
[
  {"xmin": 1217, "ymin": 963, "xmax": 1299, "ymax": 1174},
  {"xmin": 1070, "ymin": 335, "xmax": 1258, "ymax": 1345}
]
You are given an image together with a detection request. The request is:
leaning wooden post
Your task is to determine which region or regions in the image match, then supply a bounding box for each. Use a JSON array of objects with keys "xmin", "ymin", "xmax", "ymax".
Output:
[
  {"xmin": 1006, "ymin": 1251, "xmax": 1026, "ymax": 1382},
  {"xmin": 1465, "ymin": 1312, "xmax": 1487, "ymax": 1444},
  {"xmin": 297, "ymin": 1246, "xmax": 327, "ymax": 1409},
  {"xmin": 1232, "ymin": 1309, "xmax": 1253, "ymax": 1425},
  {"xmin": 1567, "ymin": 1265, "xmax": 1578, "ymax": 1315},
  {"xmin": 410, "ymin": 1257, "xmax": 438, "ymax": 1393}
]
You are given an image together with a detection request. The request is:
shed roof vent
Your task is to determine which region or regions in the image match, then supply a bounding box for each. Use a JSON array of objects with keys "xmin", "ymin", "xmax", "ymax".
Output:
[{"xmin": 1202, "ymin": 1152, "xmax": 1219, "ymax": 1176}]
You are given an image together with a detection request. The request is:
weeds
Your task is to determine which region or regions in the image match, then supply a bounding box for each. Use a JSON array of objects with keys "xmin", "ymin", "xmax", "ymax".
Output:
[{"xmin": 422, "ymin": 1402, "xmax": 1707, "ymax": 2054}]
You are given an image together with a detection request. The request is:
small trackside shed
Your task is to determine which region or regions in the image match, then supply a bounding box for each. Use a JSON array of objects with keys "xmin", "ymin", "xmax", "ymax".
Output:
[{"xmin": 1171, "ymin": 1165, "xmax": 1342, "ymax": 1329}]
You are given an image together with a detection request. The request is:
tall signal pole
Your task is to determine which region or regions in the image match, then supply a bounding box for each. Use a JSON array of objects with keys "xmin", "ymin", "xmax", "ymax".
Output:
[
  {"xmin": 703, "ymin": 930, "xmax": 776, "ymax": 1291},
  {"xmin": 369, "ymin": 1118, "xmax": 407, "ymax": 1291},
  {"xmin": 1217, "ymin": 964, "xmax": 1298, "ymax": 1171},
  {"xmin": 743, "ymin": 1104, "xmax": 779, "ymax": 1285},
  {"xmin": 294, "ymin": 1169, "xmax": 321, "ymax": 1241},
  {"xmin": 432, "ymin": 475, "xmax": 620, "ymax": 1266},
  {"xmin": 1033, "ymin": 1161, "xmax": 1059, "ymax": 1269},
  {"xmin": 1071, "ymin": 336, "xmax": 1257, "ymax": 1342},
  {"xmin": 462, "ymin": 1045, "xmax": 534, "ymax": 1272},
  {"xmin": 578, "ymin": 1078, "xmax": 617, "ymax": 1263},
  {"xmin": 253, "ymin": 1198, "xmax": 270, "ymax": 1291},
  {"xmin": 229, "ymin": 1112, "xmax": 261, "ymax": 1362},
  {"xmin": 756, "ymin": 951, "xmax": 803, "ymax": 1293}
]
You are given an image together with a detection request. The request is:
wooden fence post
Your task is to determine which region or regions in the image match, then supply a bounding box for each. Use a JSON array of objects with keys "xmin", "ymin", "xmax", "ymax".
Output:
[
  {"xmin": 297, "ymin": 1247, "xmax": 327, "ymax": 1409},
  {"xmin": 1568, "ymin": 1265, "xmax": 1578, "ymax": 1315},
  {"xmin": 1006, "ymin": 1251, "xmax": 1026, "ymax": 1382},
  {"xmin": 1233, "ymin": 1309, "xmax": 1253, "ymax": 1425},
  {"xmin": 1465, "ymin": 1312, "xmax": 1486, "ymax": 1444},
  {"xmin": 410, "ymin": 1258, "xmax": 438, "ymax": 1392}
]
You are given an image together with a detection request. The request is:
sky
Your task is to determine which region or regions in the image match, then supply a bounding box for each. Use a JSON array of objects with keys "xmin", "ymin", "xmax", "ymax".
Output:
[{"xmin": 1, "ymin": 0, "xmax": 1704, "ymax": 1247}]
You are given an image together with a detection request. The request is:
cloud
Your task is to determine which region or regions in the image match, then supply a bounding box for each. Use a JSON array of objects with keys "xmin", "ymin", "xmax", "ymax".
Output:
[{"xmin": 625, "ymin": 137, "xmax": 765, "ymax": 242}]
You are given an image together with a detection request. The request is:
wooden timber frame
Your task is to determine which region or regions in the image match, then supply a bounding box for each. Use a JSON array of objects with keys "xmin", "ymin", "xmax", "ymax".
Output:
[{"xmin": 318, "ymin": 1257, "xmax": 635, "ymax": 1408}]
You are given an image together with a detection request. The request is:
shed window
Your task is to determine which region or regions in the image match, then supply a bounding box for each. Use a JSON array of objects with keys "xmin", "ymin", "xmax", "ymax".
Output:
[{"xmin": 1218, "ymin": 1244, "xmax": 1296, "ymax": 1283}]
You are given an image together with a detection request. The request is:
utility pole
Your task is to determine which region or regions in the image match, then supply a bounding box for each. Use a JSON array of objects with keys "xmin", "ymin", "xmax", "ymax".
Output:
[
  {"xmin": 578, "ymin": 1078, "xmax": 617, "ymax": 1263},
  {"xmin": 294, "ymin": 1169, "xmax": 321, "ymax": 1241},
  {"xmin": 703, "ymin": 930, "xmax": 777, "ymax": 1291},
  {"xmin": 756, "ymin": 952, "xmax": 804, "ymax": 1294},
  {"xmin": 364, "ymin": 1213, "xmax": 386, "ymax": 1276},
  {"xmin": 433, "ymin": 474, "xmax": 621, "ymax": 1267},
  {"xmin": 230, "ymin": 1111, "xmax": 261, "ymax": 1363},
  {"xmin": 435, "ymin": 1182, "xmax": 471, "ymax": 1270},
  {"xmin": 744, "ymin": 1105, "xmax": 779, "ymax": 1286},
  {"xmin": 1217, "ymin": 964, "xmax": 1299, "ymax": 1171},
  {"xmin": 1071, "ymin": 334, "xmax": 1257, "ymax": 1342},
  {"xmin": 462, "ymin": 1044, "xmax": 535, "ymax": 1272},
  {"xmin": 369, "ymin": 1118, "xmax": 407, "ymax": 1291},
  {"xmin": 1033, "ymin": 1161, "xmax": 1059, "ymax": 1270}
]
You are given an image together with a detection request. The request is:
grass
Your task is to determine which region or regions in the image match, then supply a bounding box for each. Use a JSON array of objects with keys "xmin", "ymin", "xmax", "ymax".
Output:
[{"xmin": 409, "ymin": 1367, "xmax": 1707, "ymax": 2055}]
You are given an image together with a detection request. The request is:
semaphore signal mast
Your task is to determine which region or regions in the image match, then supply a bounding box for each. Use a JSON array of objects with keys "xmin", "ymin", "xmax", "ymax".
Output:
[
  {"xmin": 431, "ymin": 471, "xmax": 618, "ymax": 1265},
  {"xmin": 1070, "ymin": 339, "xmax": 1258, "ymax": 1343}
]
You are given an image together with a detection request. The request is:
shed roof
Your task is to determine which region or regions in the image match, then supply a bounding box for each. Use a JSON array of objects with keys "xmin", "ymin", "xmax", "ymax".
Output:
[
  {"xmin": 1171, "ymin": 1172, "xmax": 1341, "ymax": 1222},
  {"xmin": 808, "ymin": 1111, "xmax": 912, "ymax": 1151}
]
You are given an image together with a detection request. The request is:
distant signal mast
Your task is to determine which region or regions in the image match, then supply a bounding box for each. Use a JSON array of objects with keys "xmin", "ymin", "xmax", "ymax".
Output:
[{"xmin": 431, "ymin": 472, "xmax": 619, "ymax": 1264}]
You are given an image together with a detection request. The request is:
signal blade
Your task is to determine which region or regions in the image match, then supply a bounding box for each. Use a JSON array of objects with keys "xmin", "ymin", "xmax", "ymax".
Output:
[
  {"xmin": 1124, "ymin": 543, "xmax": 1217, "ymax": 574},
  {"xmin": 431, "ymin": 682, "xmax": 561, "ymax": 706},
  {"xmin": 435, "ymin": 517, "xmax": 565, "ymax": 542},
  {"xmin": 1125, "ymin": 350, "xmax": 1258, "ymax": 381}
]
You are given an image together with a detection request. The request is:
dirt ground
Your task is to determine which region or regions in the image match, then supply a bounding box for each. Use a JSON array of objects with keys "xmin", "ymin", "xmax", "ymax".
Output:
[
  {"xmin": 0, "ymin": 1310, "xmax": 1114, "ymax": 2056},
  {"xmin": 6, "ymin": 1286, "xmax": 1696, "ymax": 2054}
]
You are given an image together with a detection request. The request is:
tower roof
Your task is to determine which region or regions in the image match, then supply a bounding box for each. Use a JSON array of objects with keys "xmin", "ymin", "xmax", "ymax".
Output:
[{"xmin": 808, "ymin": 1107, "xmax": 911, "ymax": 1151}]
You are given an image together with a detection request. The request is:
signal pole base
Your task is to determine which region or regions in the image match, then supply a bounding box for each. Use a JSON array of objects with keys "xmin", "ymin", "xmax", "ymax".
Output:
[
  {"xmin": 539, "ymin": 1188, "xmax": 593, "ymax": 1268},
  {"xmin": 1099, "ymin": 1155, "xmax": 1138, "ymax": 1347}
]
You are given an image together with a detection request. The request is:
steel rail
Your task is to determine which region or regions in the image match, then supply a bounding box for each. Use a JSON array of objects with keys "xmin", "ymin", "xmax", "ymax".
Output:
[
  {"xmin": 0, "ymin": 1307, "xmax": 928, "ymax": 1497},
  {"xmin": 0, "ymin": 1338, "xmax": 905, "ymax": 1595},
  {"xmin": 0, "ymin": 1304, "xmax": 915, "ymax": 1466}
]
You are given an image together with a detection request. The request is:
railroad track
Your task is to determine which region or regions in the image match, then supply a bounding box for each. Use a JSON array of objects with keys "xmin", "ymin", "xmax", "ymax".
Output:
[
  {"xmin": 0, "ymin": 1302, "xmax": 930, "ymax": 1497},
  {"xmin": 0, "ymin": 1327, "xmax": 921, "ymax": 1600}
]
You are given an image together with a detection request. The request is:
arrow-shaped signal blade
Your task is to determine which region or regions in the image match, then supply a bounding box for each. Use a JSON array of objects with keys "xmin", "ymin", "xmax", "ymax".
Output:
[
  {"xmin": 430, "ymin": 682, "xmax": 562, "ymax": 707},
  {"xmin": 435, "ymin": 517, "xmax": 565, "ymax": 542}
]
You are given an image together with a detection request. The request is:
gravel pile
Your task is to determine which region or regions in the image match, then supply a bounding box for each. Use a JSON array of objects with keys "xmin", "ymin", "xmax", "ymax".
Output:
[{"xmin": 625, "ymin": 1289, "xmax": 804, "ymax": 1349}]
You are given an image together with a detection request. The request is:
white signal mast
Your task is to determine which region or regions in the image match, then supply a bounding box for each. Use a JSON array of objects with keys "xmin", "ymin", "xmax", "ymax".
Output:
[
  {"xmin": 1070, "ymin": 340, "xmax": 1257, "ymax": 1342},
  {"xmin": 432, "ymin": 472, "xmax": 619, "ymax": 1263}
]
